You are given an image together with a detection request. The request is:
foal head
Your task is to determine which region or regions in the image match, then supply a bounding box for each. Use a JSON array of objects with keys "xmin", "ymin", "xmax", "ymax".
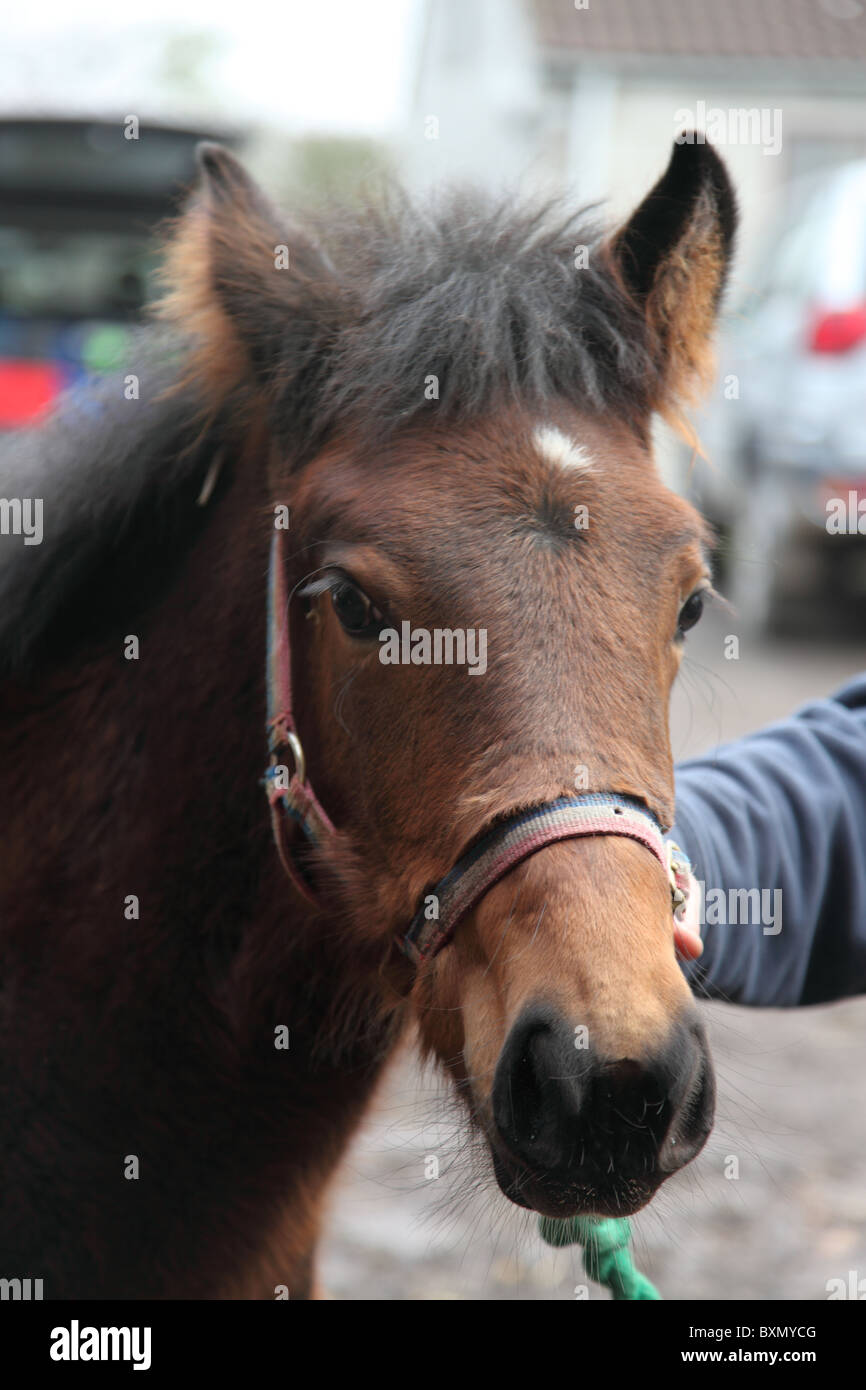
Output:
[{"xmin": 161, "ymin": 138, "xmax": 735, "ymax": 1218}]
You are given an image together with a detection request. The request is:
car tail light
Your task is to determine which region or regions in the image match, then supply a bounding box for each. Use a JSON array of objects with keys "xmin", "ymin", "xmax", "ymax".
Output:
[
  {"xmin": 0, "ymin": 359, "xmax": 64, "ymax": 426},
  {"xmin": 809, "ymin": 303, "xmax": 866, "ymax": 354}
]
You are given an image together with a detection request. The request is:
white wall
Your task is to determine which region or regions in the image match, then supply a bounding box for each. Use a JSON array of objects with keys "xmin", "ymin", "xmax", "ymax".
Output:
[{"xmin": 404, "ymin": 0, "xmax": 544, "ymax": 191}]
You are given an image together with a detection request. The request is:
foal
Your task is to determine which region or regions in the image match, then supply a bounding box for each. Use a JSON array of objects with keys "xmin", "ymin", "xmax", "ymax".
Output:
[{"xmin": 0, "ymin": 136, "xmax": 735, "ymax": 1297}]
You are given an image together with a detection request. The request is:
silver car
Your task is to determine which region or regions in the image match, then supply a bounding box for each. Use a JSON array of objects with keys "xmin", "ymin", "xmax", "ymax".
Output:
[{"xmin": 693, "ymin": 160, "xmax": 866, "ymax": 633}]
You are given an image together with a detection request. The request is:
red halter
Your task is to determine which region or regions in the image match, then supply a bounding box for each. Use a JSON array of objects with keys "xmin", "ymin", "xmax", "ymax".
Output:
[
  {"xmin": 263, "ymin": 529, "xmax": 693, "ymax": 952},
  {"xmin": 263, "ymin": 529, "xmax": 335, "ymax": 906}
]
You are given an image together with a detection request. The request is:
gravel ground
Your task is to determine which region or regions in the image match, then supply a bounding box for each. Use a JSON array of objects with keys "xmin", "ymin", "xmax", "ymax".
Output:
[{"xmin": 320, "ymin": 610, "xmax": 866, "ymax": 1300}]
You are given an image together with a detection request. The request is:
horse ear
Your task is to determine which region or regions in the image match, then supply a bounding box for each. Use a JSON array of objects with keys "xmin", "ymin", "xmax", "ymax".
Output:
[
  {"xmin": 604, "ymin": 138, "xmax": 737, "ymax": 423},
  {"xmin": 156, "ymin": 143, "xmax": 342, "ymax": 425}
]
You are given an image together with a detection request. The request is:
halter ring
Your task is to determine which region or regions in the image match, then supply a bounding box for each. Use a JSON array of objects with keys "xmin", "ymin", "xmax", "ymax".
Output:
[
  {"xmin": 268, "ymin": 716, "xmax": 307, "ymax": 788},
  {"xmin": 283, "ymin": 729, "xmax": 306, "ymax": 787}
]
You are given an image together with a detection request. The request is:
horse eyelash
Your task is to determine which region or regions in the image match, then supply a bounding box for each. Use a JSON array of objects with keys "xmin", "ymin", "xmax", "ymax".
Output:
[
  {"xmin": 701, "ymin": 583, "xmax": 721, "ymax": 609},
  {"xmin": 296, "ymin": 571, "xmax": 344, "ymax": 600},
  {"xmin": 684, "ymin": 579, "xmax": 716, "ymax": 607},
  {"xmin": 298, "ymin": 569, "xmax": 392, "ymax": 625}
]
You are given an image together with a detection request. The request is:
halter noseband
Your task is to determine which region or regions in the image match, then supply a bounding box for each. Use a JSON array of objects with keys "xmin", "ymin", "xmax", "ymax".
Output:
[{"xmin": 263, "ymin": 530, "xmax": 693, "ymax": 958}]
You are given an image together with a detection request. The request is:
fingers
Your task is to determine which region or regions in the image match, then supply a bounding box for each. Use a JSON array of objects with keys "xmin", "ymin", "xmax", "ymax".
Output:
[{"xmin": 674, "ymin": 867, "xmax": 703, "ymax": 960}]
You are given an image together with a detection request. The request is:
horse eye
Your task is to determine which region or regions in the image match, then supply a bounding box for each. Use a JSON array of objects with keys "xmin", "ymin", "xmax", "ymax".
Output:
[
  {"xmin": 677, "ymin": 590, "xmax": 705, "ymax": 636},
  {"xmin": 331, "ymin": 580, "xmax": 383, "ymax": 637}
]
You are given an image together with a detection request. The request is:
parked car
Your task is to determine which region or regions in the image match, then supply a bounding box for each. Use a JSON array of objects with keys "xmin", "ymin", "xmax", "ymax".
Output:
[
  {"xmin": 691, "ymin": 160, "xmax": 866, "ymax": 633},
  {"xmin": 0, "ymin": 117, "xmax": 238, "ymax": 430}
]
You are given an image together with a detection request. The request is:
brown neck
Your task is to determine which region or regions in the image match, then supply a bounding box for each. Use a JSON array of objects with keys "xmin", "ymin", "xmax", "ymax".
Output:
[{"xmin": 0, "ymin": 443, "xmax": 406, "ymax": 1297}]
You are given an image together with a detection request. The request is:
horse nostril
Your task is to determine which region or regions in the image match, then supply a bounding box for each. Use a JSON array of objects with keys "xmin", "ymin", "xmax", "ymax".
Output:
[
  {"xmin": 492, "ymin": 1005, "xmax": 586, "ymax": 1163},
  {"xmin": 657, "ymin": 1049, "xmax": 716, "ymax": 1173}
]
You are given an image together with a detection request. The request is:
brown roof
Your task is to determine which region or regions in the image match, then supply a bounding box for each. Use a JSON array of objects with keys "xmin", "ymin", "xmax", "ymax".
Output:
[{"xmin": 530, "ymin": 0, "xmax": 866, "ymax": 61}]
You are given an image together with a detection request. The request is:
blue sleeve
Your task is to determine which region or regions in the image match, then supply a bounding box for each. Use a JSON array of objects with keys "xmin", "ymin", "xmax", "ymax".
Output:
[{"xmin": 672, "ymin": 674, "xmax": 866, "ymax": 1007}]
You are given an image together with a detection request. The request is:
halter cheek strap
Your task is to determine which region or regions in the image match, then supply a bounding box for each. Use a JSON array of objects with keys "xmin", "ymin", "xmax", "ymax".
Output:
[
  {"xmin": 263, "ymin": 529, "xmax": 335, "ymax": 906},
  {"xmin": 263, "ymin": 528, "xmax": 694, "ymax": 946}
]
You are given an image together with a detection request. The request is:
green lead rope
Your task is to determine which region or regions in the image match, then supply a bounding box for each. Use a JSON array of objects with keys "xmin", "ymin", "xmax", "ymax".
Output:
[{"xmin": 538, "ymin": 1215, "xmax": 661, "ymax": 1300}]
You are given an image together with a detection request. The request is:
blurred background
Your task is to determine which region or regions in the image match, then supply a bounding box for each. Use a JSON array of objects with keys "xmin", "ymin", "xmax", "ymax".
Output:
[{"xmin": 2, "ymin": 0, "xmax": 865, "ymax": 1298}]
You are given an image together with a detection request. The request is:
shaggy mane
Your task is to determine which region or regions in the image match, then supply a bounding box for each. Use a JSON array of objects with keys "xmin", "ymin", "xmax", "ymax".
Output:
[{"xmin": 155, "ymin": 183, "xmax": 668, "ymax": 459}]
